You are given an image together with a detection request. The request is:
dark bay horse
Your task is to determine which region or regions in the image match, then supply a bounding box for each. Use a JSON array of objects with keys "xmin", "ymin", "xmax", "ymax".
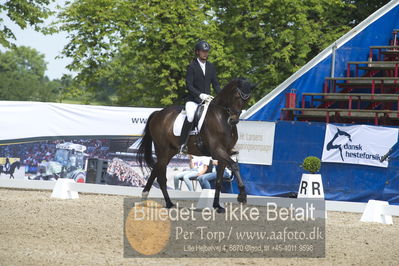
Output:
[{"xmin": 137, "ymin": 78, "xmax": 255, "ymax": 213}]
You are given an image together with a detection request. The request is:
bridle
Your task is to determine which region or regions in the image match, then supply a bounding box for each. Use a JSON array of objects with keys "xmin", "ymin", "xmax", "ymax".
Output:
[
  {"xmin": 237, "ymin": 87, "xmax": 251, "ymax": 101},
  {"xmin": 228, "ymin": 87, "xmax": 251, "ymax": 116},
  {"xmin": 210, "ymin": 87, "xmax": 251, "ymax": 125}
]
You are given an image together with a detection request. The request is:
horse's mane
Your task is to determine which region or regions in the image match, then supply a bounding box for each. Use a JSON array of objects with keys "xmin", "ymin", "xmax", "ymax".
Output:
[{"xmin": 213, "ymin": 78, "xmax": 253, "ymax": 107}]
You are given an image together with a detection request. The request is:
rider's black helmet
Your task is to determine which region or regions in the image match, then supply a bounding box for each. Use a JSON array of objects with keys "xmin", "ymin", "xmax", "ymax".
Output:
[{"xmin": 195, "ymin": 40, "xmax": 211, "ymax": 52}]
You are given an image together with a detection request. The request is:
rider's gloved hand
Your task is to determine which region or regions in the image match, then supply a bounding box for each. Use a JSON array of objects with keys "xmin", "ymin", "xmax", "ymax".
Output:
[
  {"xmin": 199, "ymin": 93, "xmax": 214, "ymax": 102},
  {"xmin": 199, "ymin": 93, "xmax": 210, "ymax": 101}
]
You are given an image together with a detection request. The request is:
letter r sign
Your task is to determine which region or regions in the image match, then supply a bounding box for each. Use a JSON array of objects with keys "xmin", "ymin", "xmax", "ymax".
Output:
[{"xmin": 297, "ymin": 174, "xmax": 324, "ymax": 198}]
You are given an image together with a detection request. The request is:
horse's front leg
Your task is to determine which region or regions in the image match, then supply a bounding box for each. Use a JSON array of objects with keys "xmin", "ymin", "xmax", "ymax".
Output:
[
  {"xmin": 230, "ymin": 162, "xmax": 247, "ymax": 204},
  {"xmin": 212, "ymin": 148, "xmax": 247, "ymax": 205},
  {"xmin": 213, "ymin": 164, "xmax": 226, "ymax": 213}
]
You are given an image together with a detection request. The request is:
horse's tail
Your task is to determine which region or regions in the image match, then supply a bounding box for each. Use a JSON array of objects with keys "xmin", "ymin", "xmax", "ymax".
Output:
[{"xmin": 137, "ymin": 111, "xmax": 159, "ymax": 170}]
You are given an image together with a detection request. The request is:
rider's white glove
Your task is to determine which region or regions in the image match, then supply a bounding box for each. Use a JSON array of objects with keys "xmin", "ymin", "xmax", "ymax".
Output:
[
  {"xmin": 199, "ymin": 93, "xmax": 214, "ymax": 102},
  {"xmin": 199, "ymin": 93, "xmax": 209, "ymax": 101}
]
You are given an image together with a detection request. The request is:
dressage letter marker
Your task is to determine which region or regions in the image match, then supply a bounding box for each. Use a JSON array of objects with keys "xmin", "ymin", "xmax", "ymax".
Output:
[
  {"xmin": 51, "ymin": 178, "xmax": 79, "ymax": 199},
  {"xmin": 360, "ymin": 200, "xmax": 393, "ymax": 224},
  {"xmin": 297, "ymin": 174, "xmax": 324, "ymax": 198},
  {"xmin": 297, "ymin": 173, "xmax": 326, "ymax": 219}
]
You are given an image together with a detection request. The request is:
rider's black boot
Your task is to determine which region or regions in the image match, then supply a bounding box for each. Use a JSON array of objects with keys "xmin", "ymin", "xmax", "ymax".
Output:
[{"xmin": 179, "ymin": 119, "xmax": 193, "ymax": 154}]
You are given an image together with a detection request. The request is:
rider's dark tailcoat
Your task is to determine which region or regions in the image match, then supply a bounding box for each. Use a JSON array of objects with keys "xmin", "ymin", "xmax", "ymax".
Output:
[{"xmin": 186, "ymin": 59, "xmax": 221, "ymax": 103}]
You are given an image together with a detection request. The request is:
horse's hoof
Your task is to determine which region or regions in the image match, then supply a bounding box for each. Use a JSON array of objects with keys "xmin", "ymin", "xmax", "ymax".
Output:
[
  {"xmin": 166, "ymin": 202, "xmax": 176, "ymax": 209},
  {"xmin": 237, "ymin": 193, "xmax": 247, "ymax": 204},
  {"xmin": 141, "ymin": 191, "xmax": 149, "ymax": 201},
  {"xmin": 215, "ymin": 207, "xmax": 225, "ymax": 213}
]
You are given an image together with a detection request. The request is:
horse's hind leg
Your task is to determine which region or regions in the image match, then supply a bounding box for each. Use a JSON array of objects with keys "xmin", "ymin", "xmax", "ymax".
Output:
[
  {"xmin": 142, "ymin": 148, "xmax": 176, "ymax": 208},
  {"xmin": 157, "ymin": 164, "xmax": 174, "ymax": 208},
  {"xmin": 156, "ymin": 148, "xmax": 176, "ymax": 208},
  {"xmin": 141, "ymin": 145, "xmax": 173, "ymax": 201},
  {"xmin": 142, "ymin": 169, "xmax": 158, "ymax": 201}
]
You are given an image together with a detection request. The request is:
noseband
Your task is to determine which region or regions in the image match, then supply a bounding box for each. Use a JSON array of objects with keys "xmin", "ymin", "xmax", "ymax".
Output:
[
  {"xmin": 228, "ymin": 87, "xmax": 250, "ymax": 117},
  {"xmin": 237, "ymin": 87, "xmax": 251, "ymax": 101},
  {"xmin": 225, "ymin": 88, "xmax": 251, "ymax": 124},
  {"xmin": 226, "ymin": 108, "xmax": 241, "ymax": 125}
]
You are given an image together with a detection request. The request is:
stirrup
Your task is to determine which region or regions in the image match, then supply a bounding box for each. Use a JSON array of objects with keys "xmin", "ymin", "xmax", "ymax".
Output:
[{"xmin": 179, "ymin": 144, "xmax": 188, "ymax": 154}]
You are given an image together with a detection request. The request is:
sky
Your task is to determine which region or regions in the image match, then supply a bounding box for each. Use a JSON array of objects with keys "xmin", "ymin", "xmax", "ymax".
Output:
[{"xmin": 0, "ymin": 0, "xmax": 73, "ymax": 80}]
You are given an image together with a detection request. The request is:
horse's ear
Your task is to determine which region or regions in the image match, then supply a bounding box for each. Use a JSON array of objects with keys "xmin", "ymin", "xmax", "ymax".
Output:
[
  {"xmin": 240, "ymin": 78, "xmax": 255, "ymax": 94},
  {"xmin": 235, "ymin": 77, "xmax": 243, "ymax": 88},
  {"xmin": 245, "ymin": 79, "xmax": 257, "ymax": 91}
]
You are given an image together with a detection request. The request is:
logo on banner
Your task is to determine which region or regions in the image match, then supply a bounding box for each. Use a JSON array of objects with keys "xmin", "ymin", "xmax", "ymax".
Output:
[
  {"xmin": 322, "ymin": 124, "xmax": 398, "ymax": 168},
  {"xmin": 326, "ymin": 128, "xmax": 352, "ymax": 161}
]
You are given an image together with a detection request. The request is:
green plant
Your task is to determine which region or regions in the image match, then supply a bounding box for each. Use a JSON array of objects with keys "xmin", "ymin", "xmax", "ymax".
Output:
[{"xmin": 301, "ymin": 156, "xmax": 321, "ymax": 174}]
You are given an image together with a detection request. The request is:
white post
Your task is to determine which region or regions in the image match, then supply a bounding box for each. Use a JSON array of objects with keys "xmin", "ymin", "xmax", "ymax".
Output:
[
  {"xmin": 360, "ymin": 200, "xmax": 393, "ymax": 224},
  {"xmin": 297, "ymin": 174, "xmax": 324, "ymax": 198},
  {"xmin": 51, "ymin": 179, "xmax": 79, "ymax": 199},
  {"xmin": 297, "ymin": 173, "xmax": 326, "ymax": 218}
]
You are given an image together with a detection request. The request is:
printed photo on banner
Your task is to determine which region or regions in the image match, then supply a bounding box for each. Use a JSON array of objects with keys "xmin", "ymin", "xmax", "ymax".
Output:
[
  {"xmin": 0, "ymin": 102, "xmax": 187, "ymax": 187},
  {"xmin": 321, "ymin": 124, "xmax": 398, "ymax": 168},
  {"xmin": 0, "ymin": 137, "xmax": 189, "ymax": 187}
]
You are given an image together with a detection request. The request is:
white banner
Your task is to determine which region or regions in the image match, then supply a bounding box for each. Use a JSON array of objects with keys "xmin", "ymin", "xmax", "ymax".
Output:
[
  {"xmin": 0, "ymin": 101, "xmax": 160, "ymax": 142},
  {"xmin": 322, "ymin": 124, "xmax": 398, "ymax": 168},
  {"xmin": 235, "ymin": 121, "xmax": 275, "ymax": 165}
]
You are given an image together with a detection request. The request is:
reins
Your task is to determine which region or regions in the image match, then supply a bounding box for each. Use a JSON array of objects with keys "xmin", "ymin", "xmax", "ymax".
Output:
[{"xmin": 209, "ymin": 87, "xmax": 250, "ymax": 118}]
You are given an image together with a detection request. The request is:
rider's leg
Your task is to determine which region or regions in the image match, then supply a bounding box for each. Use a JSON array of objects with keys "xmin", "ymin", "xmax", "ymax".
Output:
[
  {"xmin": 179, "ymin": 102, "xmax": 197, "ymax": 154},
  {"xmin": 179, "ymin": 119, "xmax": 193, "ymax": 154}
]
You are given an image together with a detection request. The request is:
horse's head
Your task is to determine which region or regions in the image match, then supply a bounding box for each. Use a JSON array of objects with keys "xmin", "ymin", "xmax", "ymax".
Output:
[{"xmin": 213, "ymin": 78, "xmax": 255, "ymax": 125}]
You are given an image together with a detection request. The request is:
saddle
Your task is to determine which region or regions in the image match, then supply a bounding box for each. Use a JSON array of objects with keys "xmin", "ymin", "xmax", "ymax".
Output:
[
  {"xmin": 173, "ymin": 102, "xmax": 209, "ymax": 136},
  {"xmin": 193, "ymin": 104, "xmax": 205, "ymax": 130}
]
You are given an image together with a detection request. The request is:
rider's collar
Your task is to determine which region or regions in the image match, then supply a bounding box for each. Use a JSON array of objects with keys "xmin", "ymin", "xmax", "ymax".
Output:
[{"xmin": 197, "ymin": 58, "xmax": 206, "ymax": 65}]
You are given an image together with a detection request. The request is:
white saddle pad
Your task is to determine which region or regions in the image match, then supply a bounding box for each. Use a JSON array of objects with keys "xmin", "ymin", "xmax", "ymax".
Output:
[{"xmin": 173, "ymin": 102, "xmax": 210, "ymax": 136}]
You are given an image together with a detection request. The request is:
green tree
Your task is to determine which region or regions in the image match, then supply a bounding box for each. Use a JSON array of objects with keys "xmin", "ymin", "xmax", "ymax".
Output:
[
  {"xmin": 56, "ymin": 74, "xmax": 79, "ymax": 103},
  {"xmin": 209, "ymin": 0, "xmax": 357, "ymax": 101},
  {"xmin": 343, "ymin": 0, "xmax": 390, "ymax": 26},
  {"xmin": 0, "ymin": 0, "xmax": 54, "ymax": 48},
  {"xmin": 57, "ymin": 0, "xmax": 216, "ymax": 106},
  {"xmin": 0, "ymin": 46, "xmax": 55, "ymax": 101},
  {"xmin": 56, "ymin": 0, "xmax": 389, "ymax": 107}
]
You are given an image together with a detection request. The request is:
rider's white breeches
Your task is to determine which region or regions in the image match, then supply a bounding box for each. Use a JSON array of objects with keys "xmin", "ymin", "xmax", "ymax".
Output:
[{"xmin": 185, "ymin": 101, "xmax": 198, "ymax": 123}]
